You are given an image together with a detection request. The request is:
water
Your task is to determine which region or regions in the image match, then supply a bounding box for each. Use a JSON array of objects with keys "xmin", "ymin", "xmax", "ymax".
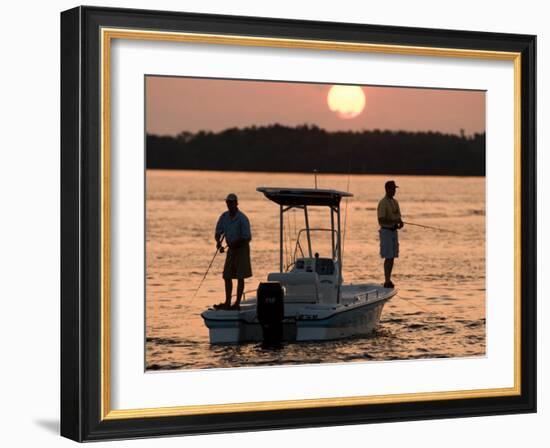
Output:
[{"xmin": 146, "ymin": 170, "xmax": 485, "ymax": 370}]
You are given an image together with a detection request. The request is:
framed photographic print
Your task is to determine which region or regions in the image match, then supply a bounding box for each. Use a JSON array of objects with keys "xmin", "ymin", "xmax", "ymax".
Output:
[{"xmin": 60, "ymin": 6, "xmax": 536, "ymax": 442}]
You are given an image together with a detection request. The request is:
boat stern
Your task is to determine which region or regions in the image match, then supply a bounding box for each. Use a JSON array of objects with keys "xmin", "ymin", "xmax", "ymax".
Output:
[{"xmin": 201, "ymin": 308, "xmax": 261, "ymax": 344}]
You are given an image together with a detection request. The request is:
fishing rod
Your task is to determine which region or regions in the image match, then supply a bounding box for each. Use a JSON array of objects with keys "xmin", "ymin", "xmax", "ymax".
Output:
[
  {"xmin": 403, "ymin": 221, "xmax": 459, "ymax": 234},
  {"xmin": 191, "ymin": 235, "xmax": 225, "ymax": 300}
]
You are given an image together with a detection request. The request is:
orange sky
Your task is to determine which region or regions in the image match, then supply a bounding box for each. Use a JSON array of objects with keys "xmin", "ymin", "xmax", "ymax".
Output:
[{"xmin": 146, "ymin": 76, "xmax": 485, "ymax": 136}]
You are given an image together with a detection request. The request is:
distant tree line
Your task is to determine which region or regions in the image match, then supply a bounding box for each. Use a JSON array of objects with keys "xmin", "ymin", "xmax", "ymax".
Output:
[{"xmin": 146, "ymin": 124, "xmax": 485, "ymax": 176}]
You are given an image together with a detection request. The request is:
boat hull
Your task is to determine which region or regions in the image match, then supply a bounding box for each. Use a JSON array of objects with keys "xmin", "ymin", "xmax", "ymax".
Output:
[
  {"xmin": 201, "ymin": 285, "xmax": 394, "ymax": 344},
  {"xmin": 296, "ymin": 299, "xmax": 386, "ymax": 341}
]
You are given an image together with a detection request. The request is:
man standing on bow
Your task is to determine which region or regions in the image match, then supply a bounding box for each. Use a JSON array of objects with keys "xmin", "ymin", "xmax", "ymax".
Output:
[
  {"xmin": 214, "ymin": 193, "xmax": 252, "ymax": 310},
  {"xmin": 377, "ymin": 180, "xmax": 404, "ymax": 288}
]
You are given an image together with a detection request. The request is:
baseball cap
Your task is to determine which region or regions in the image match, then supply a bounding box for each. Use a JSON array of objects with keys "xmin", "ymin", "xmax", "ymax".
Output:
[
  {"xmin": 225, "ymin": 193, "xmax": 238, "ymax": 202},
  {"xmin": 385, "ymin": 180, "xmax": 399, "ymax": 189}
]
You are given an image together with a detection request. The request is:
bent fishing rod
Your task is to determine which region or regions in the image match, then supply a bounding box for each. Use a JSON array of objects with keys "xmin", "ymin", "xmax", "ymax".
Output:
[
  {"xmin": 191, "ymin": 235, "xmax": 226, "ymax": 300},
  {"xmin": 402, "ymin": 221, "xmax": 459, "ymax": 234}
]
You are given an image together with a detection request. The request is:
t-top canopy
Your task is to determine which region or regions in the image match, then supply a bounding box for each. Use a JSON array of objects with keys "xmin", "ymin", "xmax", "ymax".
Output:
[{"xmin": 257, "ymin": 187, "xmax": 353, "ymax": 207}]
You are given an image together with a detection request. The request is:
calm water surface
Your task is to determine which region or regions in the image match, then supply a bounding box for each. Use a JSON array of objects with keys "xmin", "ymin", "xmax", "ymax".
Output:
[{"xmin": 146, "ymin": 170, "xmax": 485, "ymax": 370}]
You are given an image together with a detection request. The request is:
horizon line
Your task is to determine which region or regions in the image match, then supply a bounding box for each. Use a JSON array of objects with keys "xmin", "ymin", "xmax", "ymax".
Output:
[
  {"xmin": 146, "ymin": 124, "xmax": 486, "ymax": 139},
  {"xmin": 145, "ymin": 167, "xmax": 486, "ymax": 178}
]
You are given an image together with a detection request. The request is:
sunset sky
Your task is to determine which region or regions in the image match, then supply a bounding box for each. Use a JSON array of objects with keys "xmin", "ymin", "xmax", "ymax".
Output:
[{"xmin": 146, "ymin": 76, "xmax": 485, "ymax": 136}]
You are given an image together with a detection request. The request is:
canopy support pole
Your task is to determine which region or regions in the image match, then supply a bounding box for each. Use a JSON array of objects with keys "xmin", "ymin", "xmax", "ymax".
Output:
[
  {"xmin": 336, "ymin": 205, "xmax": 342, "ymax": 303},
  {"xmin": 330, "ymin": 207, "xmax": 336, "ymax": 259},
  {"xmin": 279, "ymin": 204, "xmax": 284, "ymax": 272},
  {"xmin": 304, "ymin": 205, "xmax": 312, "ymax": 257}
]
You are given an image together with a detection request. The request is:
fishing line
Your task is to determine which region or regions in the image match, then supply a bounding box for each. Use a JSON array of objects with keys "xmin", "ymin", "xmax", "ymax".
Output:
[
  {"xmin": 403, "ymin": 221, "xmax": 459, "ymax": 234},
  {"xmin": 395, "ymin": 294, "xmax": 434, "ymax": 314}
]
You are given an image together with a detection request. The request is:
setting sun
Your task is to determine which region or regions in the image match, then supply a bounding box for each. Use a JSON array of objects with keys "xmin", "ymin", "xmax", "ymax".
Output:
[{"xmin": 327, "ymin": 85, "xmax": 366, "ymax": 119}]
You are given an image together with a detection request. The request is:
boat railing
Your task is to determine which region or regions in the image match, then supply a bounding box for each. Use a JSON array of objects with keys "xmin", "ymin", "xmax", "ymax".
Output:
[{"xmin": 355, "ymin": 289, "xmax": 380, "ymax": 302}]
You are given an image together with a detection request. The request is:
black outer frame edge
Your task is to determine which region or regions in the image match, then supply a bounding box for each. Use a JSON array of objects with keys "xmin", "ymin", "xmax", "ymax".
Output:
[
  {"xmin": 60, "ymin": 6, "xmax": 83, "ymax": 442},
  {"xmin": 80, "ymin": 4, "xmax": 536, "ymax": 51},
  {"xmin": 519, "ymin": 35, "xmax": 537, "ymax": 414},
  {"xmin": 59, "ymin": 5, "xmax": 537, "ymax": 442},
  {"xmin": 85, "ymin": 395, "xmax": 536, "ymax": 442}
]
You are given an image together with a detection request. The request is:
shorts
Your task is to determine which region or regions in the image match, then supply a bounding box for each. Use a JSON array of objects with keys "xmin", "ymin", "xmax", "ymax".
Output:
[
  {"xmin": 223, "ymin": 242, "xmax": 253, "ymax": 279},
  {"xmin": 379, "ymin": 228, "xmax": 399, "ymax": 259}
]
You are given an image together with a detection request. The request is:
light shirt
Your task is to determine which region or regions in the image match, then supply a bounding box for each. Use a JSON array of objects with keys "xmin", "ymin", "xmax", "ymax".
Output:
[
  {"xmin": 215, "ymin": 210, "xmax": 252, "ymax": 245},
  {"xmin": 377, "ymin": 196, "xmax": 401, "ymax": 227}
]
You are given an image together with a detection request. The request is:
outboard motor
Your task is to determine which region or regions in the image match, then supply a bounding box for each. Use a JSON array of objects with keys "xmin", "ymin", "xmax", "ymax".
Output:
[{"xmin": 256, "ymin": 282, "xmax": 285, "ymax": 347}]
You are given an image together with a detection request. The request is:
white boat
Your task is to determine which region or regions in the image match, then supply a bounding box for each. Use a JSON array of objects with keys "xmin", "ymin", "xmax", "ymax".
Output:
[{"xmin": 201, "ymin": 186, "xmax": 396, "ymax": 344}]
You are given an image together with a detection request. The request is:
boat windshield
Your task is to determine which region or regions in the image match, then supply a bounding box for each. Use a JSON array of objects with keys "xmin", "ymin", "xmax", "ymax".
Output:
[
  {"xmin": 291, "ymin": 228, "xmax": 337, "ymax": 267},
  {"xmin": 315, "ymin": 258, "xmax": 335, "ymax": 275}
]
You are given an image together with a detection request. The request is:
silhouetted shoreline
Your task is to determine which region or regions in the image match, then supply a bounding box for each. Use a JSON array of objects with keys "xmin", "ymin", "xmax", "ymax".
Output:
[{"xmin": 146, "ymin": 124, "xmax": 485, "ymax": 176}]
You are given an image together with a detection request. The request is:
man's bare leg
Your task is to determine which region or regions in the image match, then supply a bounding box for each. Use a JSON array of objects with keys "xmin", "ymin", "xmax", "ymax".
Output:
[
  {"xmin": 224, "ymin": 278, "xmax": 233, "ymax": 307},
  {"xmin": 384, "ymin": 258, "xmax": 394, "ymax": 284},
  {"xmin": 235, "ymin": 279, "xmax": 245, "ymax": 308}
]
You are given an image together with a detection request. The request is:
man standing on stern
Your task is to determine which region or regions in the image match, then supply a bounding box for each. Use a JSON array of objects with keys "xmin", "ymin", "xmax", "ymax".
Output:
[
  {"xmin": 377, "ymin": 180, "xmax": 404, "ymax": 288},
  {"xmin": 214, "ymin": 193, "xmax": 252, "ymax": 310}
]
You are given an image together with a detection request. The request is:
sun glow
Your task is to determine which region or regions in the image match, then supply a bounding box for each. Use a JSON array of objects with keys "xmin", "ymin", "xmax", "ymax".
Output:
[{"xmin": 327, "ymin": 85, "xmax": 366, "ymax": 119}]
